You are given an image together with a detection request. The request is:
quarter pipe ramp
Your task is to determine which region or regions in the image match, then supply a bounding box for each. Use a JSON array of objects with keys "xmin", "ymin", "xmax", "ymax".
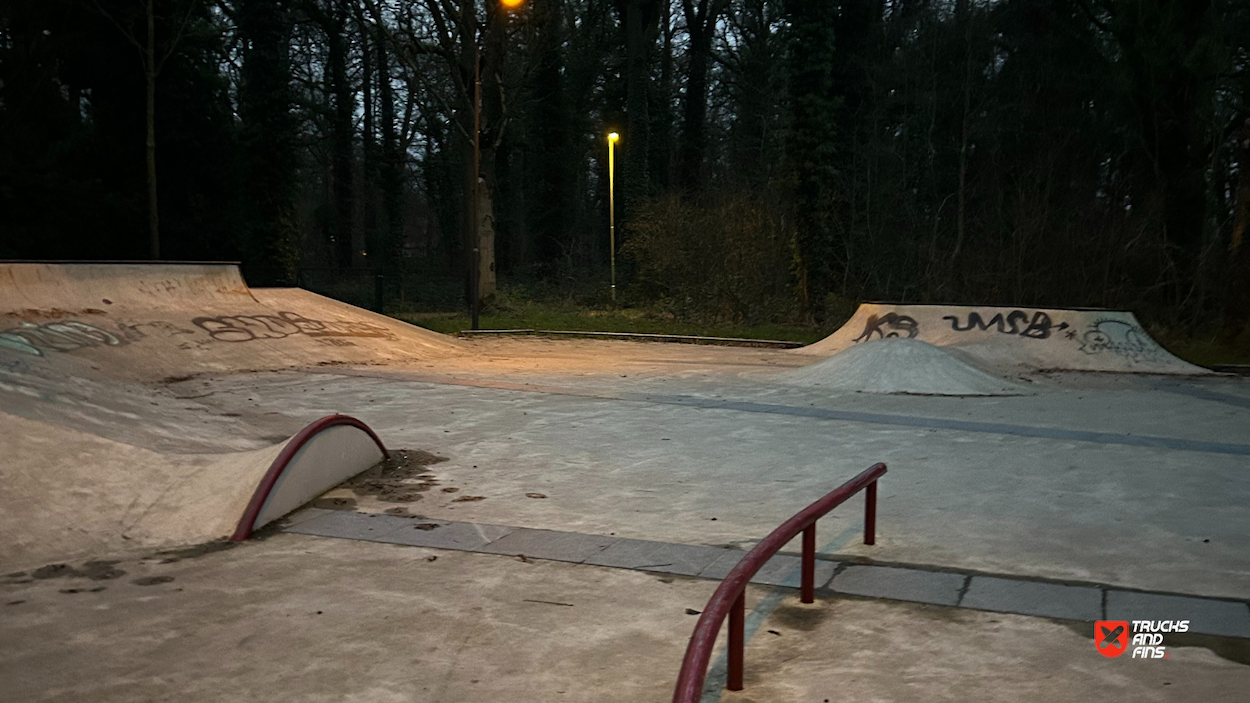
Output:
[{"xmin": 796, "ymin": 303, "xmax": 1208, "ymax": 375}]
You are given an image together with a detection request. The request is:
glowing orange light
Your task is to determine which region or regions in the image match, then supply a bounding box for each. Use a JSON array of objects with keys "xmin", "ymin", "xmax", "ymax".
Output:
[{"xmin": 500, "ymin": 0, "xmax": 524, "ymax": 8}]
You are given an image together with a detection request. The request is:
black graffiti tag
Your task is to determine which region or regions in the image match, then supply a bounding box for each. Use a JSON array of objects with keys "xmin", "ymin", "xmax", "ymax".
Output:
[
  {"xmin": 192, "ymin": 311, "xmax": 394, "ymax": 342},
  {"xmin": 941, "ymin": 310, "xmax": 1067, "ymax": 340},
  {"xmin": 853, "ymin": 313, "xmax": 920, "ymax": 343}
]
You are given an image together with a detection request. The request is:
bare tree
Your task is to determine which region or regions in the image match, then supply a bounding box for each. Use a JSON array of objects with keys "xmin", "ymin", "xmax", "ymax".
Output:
[{"xmin": 96, "ymin": 0, "xmax": 196, "ymax": 259}]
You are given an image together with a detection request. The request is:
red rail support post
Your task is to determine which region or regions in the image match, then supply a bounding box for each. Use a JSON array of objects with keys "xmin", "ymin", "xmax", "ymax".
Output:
[
  {"xmin": 865, "ymin": 479, "xmax": 878, "ymax": 545},
  {"xmin": 728, "ymin": 593, "xmax": 745, "ymax": 691},
  {"xmin": 671, "ymin": 463, "xmax": 887, "ymax": 703},
  {"xmin": 801, "ymin": 525, "xmax": 817, "ymax": 604}
]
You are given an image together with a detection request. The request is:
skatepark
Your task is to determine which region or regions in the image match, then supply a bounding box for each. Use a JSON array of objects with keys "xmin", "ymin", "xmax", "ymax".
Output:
[{"xmin": 2, "ymin": 262, "xmax": 1249, "ymax": 702}]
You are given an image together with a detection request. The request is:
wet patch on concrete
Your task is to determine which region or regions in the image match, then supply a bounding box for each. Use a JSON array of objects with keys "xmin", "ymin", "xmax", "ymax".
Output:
[
  {"xmin": 341, "ymin": 448, "xmax": 448, "ymax": 504},
  {"xmin": 59, "ymin": 586, "xmax": 107, "ymax": 594},
  {"xmin": 25, "ymin": 560, "xmax": 126, "ymax": 581},
  {"xmin": 133, "ymin": 575, "xmax": 176, "ymax": 586},
  {"xmin": 770, "ymin": 603, "xmax": 831, "ymax": 632},
  {"xmin": 312, "ymin": 496, "xmax": 358, "ymax": 510},
  {"xmin": 149, "ymin": 540, "xmax": 236, "ymax": 564}
]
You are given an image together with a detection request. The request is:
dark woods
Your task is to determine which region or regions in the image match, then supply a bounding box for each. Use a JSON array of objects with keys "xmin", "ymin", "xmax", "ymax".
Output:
[{"xmin": 1, "ymin": 1, "xmax": 1248, "ymax": 337}]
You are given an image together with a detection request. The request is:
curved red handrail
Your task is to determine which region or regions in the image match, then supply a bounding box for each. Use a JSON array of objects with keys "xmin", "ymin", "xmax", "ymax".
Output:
[
  {"xmin": 672, "ymin": 462, "xmax": 887, "ymax": 702},
  {"xmin": 230, "ymin": 414, "xmax": 389, "ymax": 541}
]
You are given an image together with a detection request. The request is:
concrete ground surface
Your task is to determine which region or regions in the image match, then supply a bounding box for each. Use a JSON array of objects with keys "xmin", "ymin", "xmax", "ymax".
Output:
[
  {"xmin": 177, "ymin": 339, "xmax": 1250, "ymax": 600},
  {"xmin": 0, "ymin": 534, "xmax": 724, "ymax": 703},
  {"xmin": 3, "ymin": 533, "xmax": 1248, "ymax": 703},
  {"xmin": 5, "ymin": 328, "xmax": 1250, "ymax": 700}
]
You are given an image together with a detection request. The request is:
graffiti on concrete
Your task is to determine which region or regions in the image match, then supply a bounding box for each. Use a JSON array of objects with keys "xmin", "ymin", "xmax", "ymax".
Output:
[
  {"xmin": 1078, "ymin": 320, "xmax": 1165, "ymax": 362},
  {"xmin": 119, "ymin": 320, "xmax": 197, "ymax": 342},
  {"xmin": 941, "ymin": 310, "xmax": 1068, "ymax": 340},
  {"xmin": 0, "ymin": 321, "xmax": 123, "ymax": 357},
  {"xmin": 192, "ymin": 311, "xmax": 394, "ymax": 343},
  {"xmin": 853, "ymin": 313, "xmax": 920, "ymax": 342},
  {"xmin": 313, "ymin": 338, "xmax": 358, "ymax": 347}
]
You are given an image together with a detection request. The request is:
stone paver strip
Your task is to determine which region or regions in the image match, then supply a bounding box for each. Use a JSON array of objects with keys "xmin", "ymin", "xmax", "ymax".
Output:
[
  {"xmin": 961, "ymin": 577, "xmax": 1102, "ymax": 621},
  {"xmin": 832, "ymin": 565, "xmax": 965, "ymax": 606},
  {"xmin": 476, "ymin": 527, "xmax": 618, "ymax": 563},
  {"xmin": 279, "ymin": 507, "xmax": 335, "ymax": 528},
  {"xmin": 382, "ymin": 519, "xmax": 516, "ymax": 552},
  {"xmin": 1106, "ymin": 590, "xmax": 1250, "ymax": 639},
  {"xmin": 282, "ymin": 510, "xmax": 408, "ymax": 542},
  {"xmin": 699, "ymin": 550, "xmax": 837, "ymax": 589},
  {"xmin": 281, "ymin": 511, "xmax": 1250, "ymax": 640},
  {"xmin": 585, "ymin": 539, "xmax": 728, "ymax": 576}
]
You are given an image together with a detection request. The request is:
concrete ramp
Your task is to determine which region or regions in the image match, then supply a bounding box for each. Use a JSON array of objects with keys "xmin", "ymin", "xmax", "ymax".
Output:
[
  {"xmin": 0, "ymin": 411, "xmax": 386, "ymax": 571},
  {"xmin": 0, "ymin": 262, "xmax": 463, "ymax": 381},
  {"xmin": 0, "ymin": 262, "xmax": 443, "ymax": 569},
  {"xmin": 797, "ymin": 303, "xmax": 1208, "ymax": 375}
]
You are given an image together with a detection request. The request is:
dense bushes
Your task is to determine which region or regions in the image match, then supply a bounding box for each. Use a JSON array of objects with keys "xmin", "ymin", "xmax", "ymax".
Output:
[{"xmin": 623, "ymin": 193, "xmax": 797, "ymax": 324}]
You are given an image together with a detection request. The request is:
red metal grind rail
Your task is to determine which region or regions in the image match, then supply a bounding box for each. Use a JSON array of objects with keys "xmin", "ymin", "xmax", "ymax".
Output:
[
  {"xmin": 230, "ymin": 414, "xmax": 389, "ymax": 542},
  {"xmin": 672, "ymin": 462, "xmax": 887, "ymax": 702}
]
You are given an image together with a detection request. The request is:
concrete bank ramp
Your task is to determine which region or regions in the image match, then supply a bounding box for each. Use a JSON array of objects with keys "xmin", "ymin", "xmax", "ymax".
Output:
[
  {"xmin": 0, "ymin": 262, "xmax": 463, "ymax": 382},
  {"xmin": 781, "ymin": 338, "xmax": 1029, "ymax": 396},
  {"xmin": 0, "ymin": 262, "xmax": 427, "ymax": 569},
  {"xmin": 797, "ymin": 303, "xmax": 1208, "ymax": 375},
  {"xmin": 0, "ymin": 411, "xmax": 385, "ymax": 571}
]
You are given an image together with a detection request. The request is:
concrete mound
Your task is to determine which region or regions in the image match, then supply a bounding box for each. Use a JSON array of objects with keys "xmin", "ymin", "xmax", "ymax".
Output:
[
  {"xmin": 781, "ymin": 337, "xmax": 1029, "ymax": 396},
  {"xmin": 796, "ymin": 303, "xmax": 1208, "ymax": 375}
]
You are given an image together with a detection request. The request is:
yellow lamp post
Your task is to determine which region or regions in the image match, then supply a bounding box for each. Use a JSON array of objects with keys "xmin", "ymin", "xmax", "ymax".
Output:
[{"xmin": 608, "ymin": 131, "xmax": 619, "ymax": 303}]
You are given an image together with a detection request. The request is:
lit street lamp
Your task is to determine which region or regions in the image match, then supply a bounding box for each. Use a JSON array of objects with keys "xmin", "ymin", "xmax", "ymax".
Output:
[
  {"xmin": 470, "ymin": 0, "xmax": 524, "ymax": 330},
  {"xmin": 608, "ymin": 131, "xmax": 619, "ymax": 303}
]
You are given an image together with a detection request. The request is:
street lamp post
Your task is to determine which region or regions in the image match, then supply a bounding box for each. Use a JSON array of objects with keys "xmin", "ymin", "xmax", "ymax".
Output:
[
  {"xmin": 608, "ymin": 131, "xmax": 619, "ymax": 303},
  {"xmin": 470, "ymin": 0, "xmax": 524, "ymax": 331}
]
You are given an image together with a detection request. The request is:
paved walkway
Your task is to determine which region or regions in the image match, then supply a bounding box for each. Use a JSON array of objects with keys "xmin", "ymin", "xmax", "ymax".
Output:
[{"xmin": 281, "ymin": 508, "xmax": 1250, "ymax": 639}]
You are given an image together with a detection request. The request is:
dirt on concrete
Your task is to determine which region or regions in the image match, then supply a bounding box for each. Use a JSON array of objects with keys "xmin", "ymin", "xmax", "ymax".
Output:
[{"xmin": 330, "ymin": 448, "xmax": 449, "ymax": 505}]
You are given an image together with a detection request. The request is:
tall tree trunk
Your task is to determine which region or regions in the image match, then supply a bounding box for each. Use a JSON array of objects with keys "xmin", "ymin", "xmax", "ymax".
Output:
[
  {"xmin": 1113, "ymin": 0, "xmax": 1215, "ymax": 310},
  {"xmin": 477, "ymin": 1, "xmax": 511, "ymax": 301},
  {"xmin": 651, "ymin": 0, "xmax": 673, "ymax": 191},
  {"xmin": 784, "ymin": 0, "xmax": 839, "ymax": 319},
  {"xmin": 620, "ymin": 0, "xmax": 659, "ymax": 213},
  {"xmin": 458, "ymin": 0, "xmax": 478, "ymax": 307},
  {"xmin": 677, "ymin": 0, "xmax": 726, "ymax": 193},
  {"xmin": 953, "ymin": 1, "xmax": 973, "ymax": 264},
  {"xmin": 327, "ymin": 0, "xmax": 355, "ymax": 270},
  {"xmin": 377, "ymin": 24, "xmax": 404, "ymax": 300},
  {"xmin": 360, "ymin": 8, "xmax": 379, "ymax": 267},
  {"xmin": 1226, "ymin": 118, "xmax": 1250, "ymax": 342},
  {"xmin": 237, "ymin": 0, "xmax": 299, "ymax": 284},
  {"xmin": 529, "ymin": 0, "xmax": 568, "ymax": 270},
  {"xmin": 145, "ymin": 0, "xmax": 159, "ymax": 259}
]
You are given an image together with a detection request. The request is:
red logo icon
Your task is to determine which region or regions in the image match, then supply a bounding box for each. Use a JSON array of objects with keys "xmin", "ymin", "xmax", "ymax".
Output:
[{"xmin": 1095, "ymin": 620, "xmax": 1129, "ymax": 658}]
